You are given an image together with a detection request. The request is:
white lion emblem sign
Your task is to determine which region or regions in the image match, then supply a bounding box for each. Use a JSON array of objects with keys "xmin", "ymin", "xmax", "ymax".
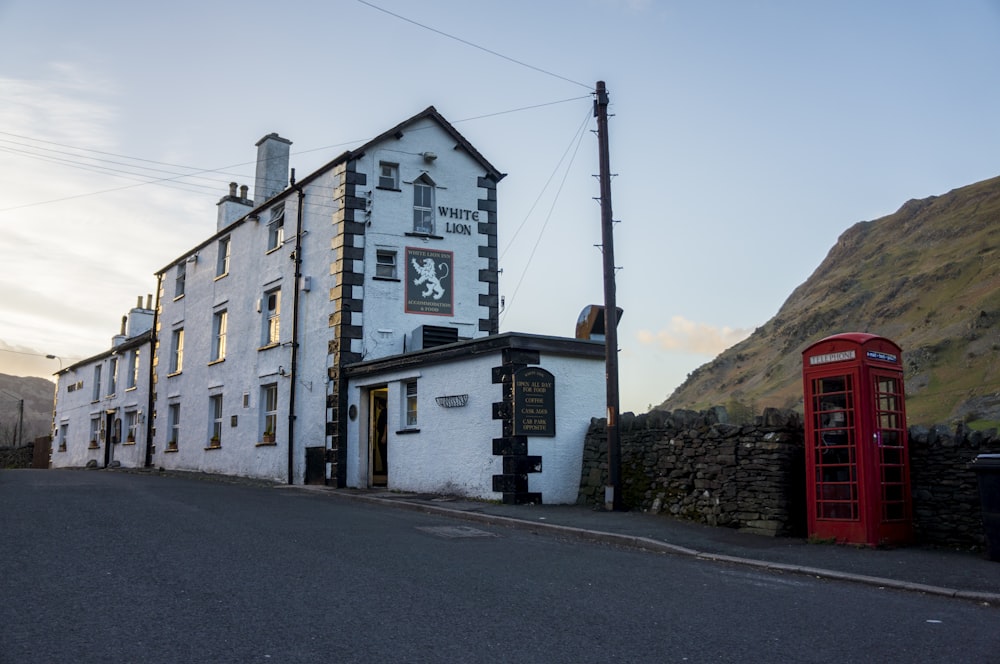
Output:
[{"xmin": 405, "ymin": 247, "xmax": 454, "ymax": 316}]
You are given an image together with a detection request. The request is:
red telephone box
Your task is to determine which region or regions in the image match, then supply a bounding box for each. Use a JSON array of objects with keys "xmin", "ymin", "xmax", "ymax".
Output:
[{"xmin": 802, "ymin": 333, "xmax": 912, "ymax": 546}]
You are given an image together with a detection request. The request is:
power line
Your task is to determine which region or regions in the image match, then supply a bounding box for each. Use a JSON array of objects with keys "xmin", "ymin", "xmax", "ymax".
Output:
[
  {"xmin": 356, "ymin": 0, "xmax": 592, "ymax": 90},
  {"xmin": 500, "ymin": 106, "xmax": 592, "ymax": 327}
]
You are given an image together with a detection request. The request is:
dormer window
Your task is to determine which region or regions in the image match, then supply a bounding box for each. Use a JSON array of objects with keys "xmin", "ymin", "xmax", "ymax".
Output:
[{"xmin": 413, "ymin": 175, "xmax": 435, "ymax": 235}]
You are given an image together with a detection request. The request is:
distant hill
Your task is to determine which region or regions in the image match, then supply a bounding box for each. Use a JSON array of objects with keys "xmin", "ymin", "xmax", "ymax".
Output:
[
  {"xmin": 659, "ymin": 175, "xmax": 1000, "ymax": 427},
  {"xmin": 0, "ymin": 374, "xmax": 54, "ymax": 445}
]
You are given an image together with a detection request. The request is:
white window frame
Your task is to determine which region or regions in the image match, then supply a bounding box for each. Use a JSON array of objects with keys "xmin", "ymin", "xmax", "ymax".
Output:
[
  {"xmin": 263, "ymin": 290, "xmax": 281, "ymax": 346},
  {"xmin": 175, "ymin": 263, "xmax": 186, "ymax": 298},
  {"xmin": 167, "ymin": 403, "xmax": 181, "ymax": 445},
  {"xmin": 107, "ymin": 357, "xmax": 117, "ymax": 396},
  {"xmin": 170, "ymin": 328, "xmax": 184, "ymax": 374},
  {"xmin": 262, "ymin": 384, "xmax": 278, "ymax": 440},
  {"xmin": 92, "ymin": 365, "xmax": 102, "ymax": 401},
  {"xmin": 212, "ymin": 310, "xmax": 228, "ymax": 361},
  {"xmin": 412, "ymin": 177, "xmax": 434, "ymax": 235},
  {"xmin": 127, "ymin": 349, "xmax": 139, "ymax": 389},
  {"xmin": 216, "ymin": 236, "xmax": 231, "ymax": 277},
  {"xmin": 378, "ymin": 162, "xmax": 399, "ymax": 189},
  {"xmin": 267, "ymin": 205, "xmax": 285, "ymax": 251},
  {"xmin": 125, "ymin": 410, "xmax": 138, "ymax": 443},
  {"xmin": 89, "ymin": 417, "xmax": 100, "ymax": 444},
  {"xmin": 404, "ymin": 380, "xmax": 418, "ymax": 428},
  {"xmin": 375, "ymin": 249, "xmax": 397, "ymax": 279},
  {"xmin": 210, "ymin": 395, "xmax": 223, "ymax": 445}
]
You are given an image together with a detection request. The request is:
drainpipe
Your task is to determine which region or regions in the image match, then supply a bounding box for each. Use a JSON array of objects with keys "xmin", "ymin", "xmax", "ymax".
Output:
[
  {"xmin": 144, "ymin": 275, "xmax": 161, "ymax": 468},
  {"xmin": 287, "ymin": 170, "xmax": 304, "ymax": 484}
]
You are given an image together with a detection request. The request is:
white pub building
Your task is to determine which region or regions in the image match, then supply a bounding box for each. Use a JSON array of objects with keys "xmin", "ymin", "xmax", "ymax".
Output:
[{"xmin": 52, "ymin": 107, "xmax": 605, "ymax": 504}]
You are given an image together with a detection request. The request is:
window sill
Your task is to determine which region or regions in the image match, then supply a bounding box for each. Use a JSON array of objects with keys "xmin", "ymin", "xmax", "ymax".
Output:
[
  {"xmin": 265, "ymin": 246, "xmax": 282, "ymax": 255},
  {"xmin": 57, "ymin": 446, "xmax": 67, "ymax": 453},
  {"xmin": 205, "ymin": 444, "xmax": 222, "ymax": 450},
  {"xmin": 167, "ymin": 371, "xmax": 182, "ymax": 378},
  {"xmin": 173, "ymin": 294, "xmax": 185, "ymax": 301},
  {"xmin": 164, "ymin": 448, "xmax": 179, "ymax": 454},
  {"xmin": 373, "ymin": 276, "xmax": 400, "ymax": 282},
  {"xmin": 258, "ymin": 343, "xmax": 280, "ymax": 352},
  {"xmin": 88, "ymin": 442, "xmax": 100, "ymax": 449},
  {"xmin": 214, "ymin": 272, "xmax": 229, "ymax": 281},
  {"xmin": 208, "ymin": 358, "xmax": 225, "ymax": 366},
  {"xmin": 122, "ymin": 441, "xmax": 136, "ymax": 446},
  {"xmin": 405, "ymin": 232, "xmax": 444, "ymax": 240},
  {"xmin": 125, "ymin": 386, "xmax": 137, "ymax": 392},
  {"xmin": 375, "ymin": 186, "xmax": 400, "ymax": 192},
  {"xmin": 396, "ymin": 428, "xmax": 420, "ymax": 435},
  {"xmin": 256, "ymin": 441, "xmax": 277, "ymax": 447}
]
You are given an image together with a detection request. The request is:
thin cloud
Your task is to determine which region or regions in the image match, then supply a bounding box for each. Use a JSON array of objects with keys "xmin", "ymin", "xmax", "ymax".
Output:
[{"xmin": 637, "ymin": 316, "xmax": 752, "ymax": 356}]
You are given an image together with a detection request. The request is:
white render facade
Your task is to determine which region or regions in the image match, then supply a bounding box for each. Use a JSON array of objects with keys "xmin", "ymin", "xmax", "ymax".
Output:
[
  {"xmin": 149, "ymin": 108, "xmax": 505, "ymax": 485},
  {"xmin": 50, "ymin": 106, "xmax": 609, "ymax": 502},
  {"xmin": 51, "ymin": 301, "xmax": 155, "ymax": 469},
  {"xmin": 344, "ymin": 333, "xmax": 605, "ymax": 503}
]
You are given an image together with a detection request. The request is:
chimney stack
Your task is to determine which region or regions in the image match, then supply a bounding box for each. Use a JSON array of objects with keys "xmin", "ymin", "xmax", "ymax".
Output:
[
  {"xmin": 253, "ymin": 133, "xmax": 292, "ymax": 206},
  {"xmin": 217, "ymin": 181, "xmax": 253, "ymax": 232}
]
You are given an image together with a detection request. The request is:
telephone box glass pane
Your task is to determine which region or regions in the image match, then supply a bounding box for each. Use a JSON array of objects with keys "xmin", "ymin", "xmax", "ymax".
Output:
[
  {"xmin": 812, "ymin": 373, "xmax": 858, "ymax": 521},
  {"xmin": 874, "ymin": 374, "xmax": 907, "ymax": 522}
]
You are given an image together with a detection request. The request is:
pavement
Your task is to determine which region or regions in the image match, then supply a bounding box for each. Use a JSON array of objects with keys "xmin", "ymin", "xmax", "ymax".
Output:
[{"xmin": 296, "ymin": 486, "xmax": 1000, "ymax": 606}]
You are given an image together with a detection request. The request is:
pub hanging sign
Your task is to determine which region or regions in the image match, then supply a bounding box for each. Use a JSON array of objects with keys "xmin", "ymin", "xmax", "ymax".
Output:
[
  {"xmin": 513, "ymin": 367, "xmax": 556, "ymax": 437},
  {"xmin": 405, "ymin": 246, "xmax": 454, "ymax": 316}
]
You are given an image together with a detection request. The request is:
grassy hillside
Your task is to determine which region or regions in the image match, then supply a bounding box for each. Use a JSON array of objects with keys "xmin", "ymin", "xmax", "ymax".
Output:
[{"xmin": 659, "ymin": 175, "xmax": 1000, "ymax": 426}]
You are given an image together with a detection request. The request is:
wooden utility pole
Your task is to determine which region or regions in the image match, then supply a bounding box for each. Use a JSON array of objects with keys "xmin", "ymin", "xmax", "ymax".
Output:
[{"xmin": 595, "ymin": 81, "xmax": 623, "ymax": 511}]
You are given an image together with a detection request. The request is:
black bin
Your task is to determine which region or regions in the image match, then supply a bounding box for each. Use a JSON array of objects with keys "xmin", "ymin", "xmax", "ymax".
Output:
[{"xmin": 970, "ymin": 454, "xmax": 1000, "ymax": 562}]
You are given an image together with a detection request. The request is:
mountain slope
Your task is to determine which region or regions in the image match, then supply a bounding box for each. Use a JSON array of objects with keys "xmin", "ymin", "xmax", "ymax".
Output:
[
  {"xmin": 659, "ymin": 175, "xmax": 1000, "ymax": 425},
  {"xmin": 0, "ymin": 374, "xmax": 55, "ymax": 445}
]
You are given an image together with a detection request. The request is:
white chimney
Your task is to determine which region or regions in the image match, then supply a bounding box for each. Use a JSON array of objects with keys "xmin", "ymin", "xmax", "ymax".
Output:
[
  {"xmin": 254, "ymin": 133, "xmax": 292, "ymax": 206},
  {"xmin": 216, "ymin": 181, "xmax": 253, "ymax": 232}
]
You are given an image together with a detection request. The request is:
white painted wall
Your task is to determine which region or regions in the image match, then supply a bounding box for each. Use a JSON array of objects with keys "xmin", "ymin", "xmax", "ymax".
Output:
[
  {"xmin": 51, "ymin": 320, "xmax": 153, "ymax": 470},
  {"xmin": 344, "ymin": 339, "xmax": 605, "ymax": 503}
]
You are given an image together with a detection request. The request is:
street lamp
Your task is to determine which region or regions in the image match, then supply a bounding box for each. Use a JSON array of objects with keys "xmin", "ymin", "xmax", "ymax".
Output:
[{"xmin": 46, "ymin": 354, "xmax": 63, "ymax": 371}]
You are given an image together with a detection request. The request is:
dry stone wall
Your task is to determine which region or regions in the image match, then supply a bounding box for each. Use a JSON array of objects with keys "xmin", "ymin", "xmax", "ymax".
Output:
[
  {"xmin": 579, "ymin": 408, "xmax": 1000, "ymax": 548},
  {"xmin": 579, "ymin": 408, "xmax": 806, "ymax": 537}
]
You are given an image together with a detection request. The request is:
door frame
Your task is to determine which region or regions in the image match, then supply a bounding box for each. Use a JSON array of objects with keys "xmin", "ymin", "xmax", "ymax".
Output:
[{"xmin": 368, "ymin": 387, "xmax": 389, "ymax": 487}]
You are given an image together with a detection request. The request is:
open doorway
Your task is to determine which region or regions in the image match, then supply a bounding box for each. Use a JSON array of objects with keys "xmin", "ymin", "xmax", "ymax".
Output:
[{"xmin": 370, "ymin": 388, "xmax": 388, "ymax": 487}]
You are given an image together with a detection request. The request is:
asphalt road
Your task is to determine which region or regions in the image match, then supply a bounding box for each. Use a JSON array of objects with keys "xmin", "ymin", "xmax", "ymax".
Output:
[{"xmin": 2, "ymin": 470, "xmax": 998, "ymax": 663}]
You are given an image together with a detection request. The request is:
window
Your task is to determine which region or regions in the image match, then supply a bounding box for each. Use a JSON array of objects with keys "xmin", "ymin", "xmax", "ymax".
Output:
[
  {"xmin": 378, "ymin": 162, "xmax": 399, "ymax": 189},
  {"xmin": 413, "ymin": 177, "xmax": 434, "ymax": 234},
  {"xmin": 92, "ymin": 365, "xmax": 102, "ymax": 401},
  {"xmin": 125, "ymin": 410, "xmax": 138, "ymax": 443},
  {"xmin": 175, "ymin": 263, "xmax": 186, "ymax": 298},
  {"xmin": 217, "ymin": 236, "xmax": 231, "ymax": 277},
  {"xmin": 170, "ymin": 328, "xmax": 184, "ymax": 374},
  {"xmin": 375, "ymin": 249, "xmax": 397, "ymax": 279},
  {"xmin": 262, "ymin": 384, "xmax": 278, "ymax": 440},
  {"xmin": 263, "ymin": 290, "xmax": 280, "ymax": 346},
  {"xmin": 404, "ymin": 380, "xmax": 418, "ymax": 427},
  {"xmin": 58, "ymin": 423, "xmax": 68, "ymax": 449},
  {"xmin": 89, "ymin": 417, "xmax": 100, "ymax": 444},
  {"xmin": 210, "ymin": 395, "xmax": 223, "ymax": 445},
  {"xmin": 212, "ymin": 310, "xmax": 228, "ymax": 361},
  {"xmin": 267, "ymin": 204, "xmax": 285, "ymax": 251},
  {"xmin": 167, "ymin": 403, "xmax": 181, "ymax": 445},
  {"xmin": 107, "ymin": 357, "xmax": 117, "ymax": 396},
  {"xmin": 126, "ymin": 349, "xmax": 140, "ymax": 389}
]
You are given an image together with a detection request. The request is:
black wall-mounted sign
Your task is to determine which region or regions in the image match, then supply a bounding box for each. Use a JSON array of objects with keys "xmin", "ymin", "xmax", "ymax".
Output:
[{"xmin": 513, "ymin": 367, "xmax": 556, "ymax": 437}]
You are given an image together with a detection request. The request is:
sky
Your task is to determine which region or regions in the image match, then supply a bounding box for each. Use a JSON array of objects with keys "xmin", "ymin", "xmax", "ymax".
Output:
[{"xmin": 1, "ymin": 0, "xmax": 999, "ymax": 413}]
